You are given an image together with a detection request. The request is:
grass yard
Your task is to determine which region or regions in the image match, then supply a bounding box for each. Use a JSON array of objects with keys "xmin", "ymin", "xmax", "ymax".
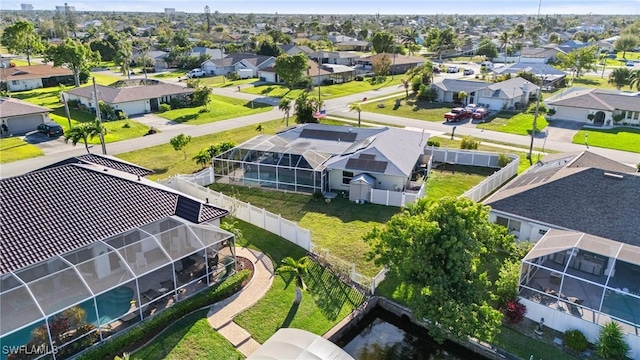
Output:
[
  {"xmin": 233, "ymin": 220, "xmax": 366, "ymax": 343},
  {"xmin": 242, "ymin": 77, "xmax": 403, "ymax": 100},
  {"xmin": 199, "ymin": 76, "xmax": 257, "ymax": 88},
  {"xmin": 476, "ymin": 112, "xmax": 548, "ymax": 136},
  {"xmin": 361, "ymin": 96, "xmax": 457, "ymax": 122},
  {"xmin": 152, "ymin": 70, "xmax": 188, "ymax": 79},
  {"xmin": 423, "ymin": 165, "xmax": 496, "ymax": 203},
  {"xmin": 131, "ymin": 310, "xmax": 242, "ymax": 360},
  {"xmin": 0, "ymin": 137, "xmax": 44, "ymax": 163},
  {"xmin": 89, "ymin": 72, "xmax": 124, "ymax": 85},
  {"xmin": 158, "ymin": 95, "xmax": 272, "ymax": 125},
  {"xmin": 571, "ymin": 75, "xmax": 619, "ymax": 90},
  {"xmin": 573, "ymin": 127, "xmax": 640, "ymax": 153},
  {"xmin": 493, "ymin": 327, "xmax": 578, "ymax": 360},
  {"xmin": 116, "ymin": 119, "xmax": 344, "ymax": 180}
]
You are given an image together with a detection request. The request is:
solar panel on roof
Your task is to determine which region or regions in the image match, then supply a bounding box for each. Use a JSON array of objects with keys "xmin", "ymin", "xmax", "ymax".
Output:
[
  {"xmin": 359, "ymin": 154, "xmax": 376, "ymax": 160},
  {"xmin": 300, "ymin": 128, "xmax": 357, "ymax": 142},
  {"xmin": 346, "ymin": 158, "xmax": 388, "ymax": 173}
]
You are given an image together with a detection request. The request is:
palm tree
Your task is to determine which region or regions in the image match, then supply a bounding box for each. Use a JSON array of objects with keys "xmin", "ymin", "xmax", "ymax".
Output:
[
  {"xmin": 630, "ymin": 69, "xmax": 640, "ymax": 91},
  {"xmin": 115, "ymin": 38, "xmax": 133, "ymax": 79},
  {"xmin": 276, "ymin": 256, "xmax": 310, "ymax": 303},
  {"xmin": 457, "ymin": 91, "xmax": 468, "ymax": 105},
  {"xmin": 608, "ymin": 68, "xmax": 631, "ymax": 90},
  {"xmin": 86, "ymin": 119, "xmax": 107, "ymax": 151},
  {"xmin": 278, "ymin": 98, "xmax": 292, "ymax": 127},
  {"xmin": 399, "ymin": 78, "xmax": 411, "ymax": 98},
  {"xmin": 255, "ymin": 124, "xmax": 263, "ymax": 134},
  {"xmin": 400, "ymin": 28, "xmax": 419, "ymax": 56},
  {"xmin": 499, "ymin": 31, "xmax": 510, "ymax": 64},
  {"xmin": 348, "ymin": 102, "xmax": 363, "ymax": 127},
  {"xmin": 512, "ymin": 24, "xmax": 526, "ymax": 62},
  {"xmin": 192, "ymin": 149, "xmax": 211, "ymax": 169},
  {"xmin": 64, "ymin": 125, "xmax": 90, "ymax": 154}
]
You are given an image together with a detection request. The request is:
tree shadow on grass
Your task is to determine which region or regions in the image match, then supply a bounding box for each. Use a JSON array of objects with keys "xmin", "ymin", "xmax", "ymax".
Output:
[
  {"xmin": 306, "ymin": 262, "xmax": 365, "ymax": 321},
  {"xmin": 172, "ymin": 114, "xmax": 199, "ymax": 123},
  {"xmin": 279, "ymin": 300, "xmax": 300, "ymax": 329}
]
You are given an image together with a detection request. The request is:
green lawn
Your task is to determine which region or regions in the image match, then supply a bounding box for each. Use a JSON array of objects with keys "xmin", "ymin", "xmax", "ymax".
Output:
[
  {"xmin": 158, "ymin": 95, "xmax": 272, "ymax": 125},
  {"xmin": 476, "ymin": 112, "xmax": 548, "ymax": 136},
  {"xmin": 493, "ymin": 327, "xmax": 578, "ymax": 360},
  {"xmin": 571, "ymin": 75, "xmax": 619, "ymax": 90},
  {"xmin": 0, "ymin": 137, "xmax": 44, "ymax": 163},
  {"xmin": 89, "ymin": 72, "xmax": 124, "ymax": 86},
  {"xmin": 423, "ymin": 165, "xmax": 496, "ymax": 203},
  {"xmin": 130, "ymin": 310, "xmax": 243, "ymax": 360},
  {"xmin": 361, "ymin": 96, "xmax": 456, "ymax": 122},
  {"xmin": 242, "ymin": 77, "xmax": 403, "ymax": 100},
  {"xmin": 573, "ymin": 127, "xmax": 640, "ymax": 153},
  {"xmin": 233, "ymin": 220, "xmax": 366, "ymax": 343},
  {"xmin": 13, "ymin": 87, "xmax": 150, "ymax": 144},
  {"xmin": 199, "ymin": 76, "xmax": 258, "ymax": 88},
  {"xmin": 152, "ymin": 70, "xmax": 188, "ymax": 79}
]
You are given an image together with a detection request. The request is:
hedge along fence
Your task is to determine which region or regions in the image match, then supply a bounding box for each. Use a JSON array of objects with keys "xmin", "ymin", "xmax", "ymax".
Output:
[{"xmin": 78, "ymin": 270, "xmax": 251, "ymax": 360}]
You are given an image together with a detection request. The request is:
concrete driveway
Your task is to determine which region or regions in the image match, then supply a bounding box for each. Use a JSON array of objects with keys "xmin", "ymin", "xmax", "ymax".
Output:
[
  {"xmin": 23, "ymin": 132, "xmax": 77, "ymax": 155},
  {"xmin": 545, "ymin": 119, "xmax": 584, "ymax": 143}
]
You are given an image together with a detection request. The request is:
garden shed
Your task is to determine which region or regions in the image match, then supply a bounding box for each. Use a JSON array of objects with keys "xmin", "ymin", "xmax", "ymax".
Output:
[{"xmin": 349, "ymin": 173, "xmax": 376, "ymax": 203}]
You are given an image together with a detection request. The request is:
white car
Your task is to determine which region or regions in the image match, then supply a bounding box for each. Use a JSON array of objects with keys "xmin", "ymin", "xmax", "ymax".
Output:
[
  {"xmin": 447, "ymin": 66, "xmax": 459, "ymax": 73},
  {"xmin": 186, "ymin": 69, "xmax": 206, "ymax": 78}
]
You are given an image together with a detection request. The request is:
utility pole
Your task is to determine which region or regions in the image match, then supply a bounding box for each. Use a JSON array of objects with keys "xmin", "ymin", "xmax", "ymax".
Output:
[
  {"xmin": 528, "ymin": 75, "xmax": 546, "ymax": 164},
  {"xmin": 318, "ymin": 47, "xmax": 322, "ymax": 103},
  {"xmin": 92, "ymin": 77, "xmax": 107, "ymax": 155}
]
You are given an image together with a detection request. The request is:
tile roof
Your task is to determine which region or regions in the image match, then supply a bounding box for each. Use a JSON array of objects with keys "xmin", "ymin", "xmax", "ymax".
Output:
[
  {"xmin": 546, "ymin": 88, "xmax": 640, "ymax": 112},
  {"xmin": 4, "ymin": 64, "xmax": 73, "ymax": 81},
  {"xmin": 34, "ymin": 154, "xmax": 154, "ymax": 177},
  {"xmin": 484, "ymin": 152, "xmax": 640, "ymax": 245},
  {"xmin": 0, "ymin": 97, "xmax": 51, "ymax": 118},
  {"xmin": 206, "ymin": 54, "xmax": 274, "ymax": 68},
  {"xmin": 0, "ymin": 163, "xmax": 227, "ymax": 273},
  {"xmin": 358, "ymin": 53, "xmax": 426, "ymax": 65},
  {"xmin": 64, "ymin": 80, "xmax": 194, "ymax": 104}
]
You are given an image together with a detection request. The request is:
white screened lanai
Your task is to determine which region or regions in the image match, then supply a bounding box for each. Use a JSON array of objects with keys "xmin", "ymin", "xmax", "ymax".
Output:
[{"xmin": 0, "ymin": 217, "xmax": 235, "ymax": 360}]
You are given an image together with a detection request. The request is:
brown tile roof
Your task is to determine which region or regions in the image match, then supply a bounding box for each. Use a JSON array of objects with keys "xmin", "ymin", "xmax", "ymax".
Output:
[
  {"xmin": 64, "ymin": 80, "xmax": 194, "ymax": 104},
  {"xmin": 4, "ymin": 64, "xmax": 73, "ymax": 81},
  {"xmin": 0, "ymin": 97, "xmax": 51, "ymax": 118},
  {"xmin": 306, "ymin": 60, "xmax": 331, "ymax": 76}
]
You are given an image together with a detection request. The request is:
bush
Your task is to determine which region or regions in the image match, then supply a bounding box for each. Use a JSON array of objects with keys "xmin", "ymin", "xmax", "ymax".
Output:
[
  {"xmin": 354, "ymin": 76, "xmax": 364, "ymax": 81},
  {"xmin": 78, "ymin": 270, "xmax": 251, "ymax": 360},
  {"xmin": 526, "ymin": 101, "xmax": 547, "ymax": 114},
  {"xmin": 321, "ymin": 79, "xmax": 334, "ymax": 86},
  {"xmin": 198, "ymin": 108, "xmax": 210, "ymax": 113},
  {"xmin": 146, "ymin": 127, "xmax": 158, "ymax": 135},
  {"xmin": 159, "ymin": 103, "xmax": 171, "ymax": 113},
  {"xmin": 564, "ymin": 329, "xmax": 589, "ymax": 353},
  {"xmin": 613, "ymin": 114, "xmax": 624, "ymax": 123},
  {"xmin": 426, "ymin": 139, "xmax": 440, "ymax": 147},
  {"xmin": 460, "ymin": 136, "xmax": 479, "ymax": 150},
  {"xmin": 67, "ymin": 99, "xmax": 80, "ymax": 109},
  {"xmin": 587, "ymin": 113, "xmax": 595, "ymax": 121},
  {"xmin": 547, "ymin": 108, "xmax": 556, "ymax": 116},
  {"xmin": 595, "ymin": 322, "xmax": 630, "ymax": 360},
  {"xmin": 503, "ymin": 299, "xmax": 526, "ymax": 323},
  {"xmin": 312, "ymin": 191, "xmax": 324, "ymax": 200},
  {"xmin": 495, "ymin": 260, "xmax": 520, "ymax": 305},
  {"xmin": 227, "ymin": 72, "xmax": 240, "ymax": 81},
  {"xmin": 498, "ymin": 153, "xmax": 512, "ymax": 167},
  {"xmin": 122, "ymin": 123, "xmax": 130, "ymax": 129}
]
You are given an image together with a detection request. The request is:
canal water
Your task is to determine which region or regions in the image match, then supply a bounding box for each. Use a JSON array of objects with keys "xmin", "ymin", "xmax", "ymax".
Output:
[{"xmin": 335, "ymin": 307, "xmax": 491, "ymax": 360}]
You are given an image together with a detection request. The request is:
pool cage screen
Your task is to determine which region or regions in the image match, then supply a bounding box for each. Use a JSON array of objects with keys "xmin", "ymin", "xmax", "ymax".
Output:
[
  {"xmin": 212, "ymin": 136, "xmax": 331, "ymax": 194},
  {"xmin": 0, "ymin": 216, "xmax": 236, "ymax": 360},
  {"xmin": 519, "ymin": 230, "xmax": 640, "ymax": 335}
]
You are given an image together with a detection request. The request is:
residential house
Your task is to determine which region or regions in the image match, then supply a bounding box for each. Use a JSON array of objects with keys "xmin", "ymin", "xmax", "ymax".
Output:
[
  {"xmin": 335, "ymin": 41, "xmax": 371, "ymax": 52},
  {"xmin": 190, "ymin": 47, "xmax": 224, "ymax": 60},
  {"xmin": 258, "ymin": 59, "xmax": 332, "ymax": 86},
  {"xmin": 201, "ymin": 54, "xmax": 276, "ymax": 77},
  {"xmin": 1, "ymin": 64, "xmax": 74, "ymax": 92},
  {"xmin": 475, "ymin": 77, "xmax": 539, "ymax": 110},
  {"xmin": 519, "ymin": 46, "xmax": 567, "ymax": 63},
  {"xmin": 309, "ymin": 51, "xmax": 360, "ymax": 66},
  {"xmin": 279, "ymin": 45, "xmax": 314, "ymax": 55},
  {"xmin": 493, "ymin": 62, "xmax": 567, "ymax": 86},
  {"xmin": 321, "ymin": 64, "xmax": 356, "ymax": 84},
  {"xmin": 211, "ymin": 124, "xmax": 430, "ymax": 200},
  {"xmin": 431, "ymin": 78, "xmax": 491, "ymax": 104},
  {"xmin": 64, "ymin": 79, "xmax": 194, "ymax": 116},
  {"xmin": 0, "ymin": 97, "xmax": 52, "ymax": 135},
  {"xmin": 0, "ymin": 155, "xmax": 234, "ymax": 358},
  {"xmin": 483, "ymin": 151, "xmax": 640, "ymax": 357},
  {"xmin": 132, "ymin": 50, "xmax": 169, "ymax": 72},
  {"xmin": 327, "ymin": 35, "xmax": 357, "ymax": 44},
  {"xmin": 545, "ymin": 88, "xmax": 640, "ymax": 125},
  {"xmin": 355, "ymin": 53, "xmax": 426, "ymax": 75}
]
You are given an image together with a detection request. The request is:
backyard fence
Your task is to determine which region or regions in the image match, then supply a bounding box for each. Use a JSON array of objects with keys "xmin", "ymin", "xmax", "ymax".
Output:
[
  {"xmin": 369, "ymin": 182, "xmax": 426, "ymax": 207},
  {"xmin": 160, "ymin": 174, "xmax": 382, "ymax": 294},
  {"xmin": 425, "ymin": 147, "xmax": 519, "ymax": 202}
]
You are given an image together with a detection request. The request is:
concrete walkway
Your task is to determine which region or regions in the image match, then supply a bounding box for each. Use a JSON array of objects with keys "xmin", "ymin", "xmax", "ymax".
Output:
[{"xmin": 207, "ymin": 247, "xmax": 275, "ymax": 357}]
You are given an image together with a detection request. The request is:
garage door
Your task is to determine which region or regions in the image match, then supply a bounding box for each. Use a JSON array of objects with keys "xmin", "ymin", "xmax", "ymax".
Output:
[
  {"xmin": 6, "ymin": 114, "xmax": 45, "ymax": 135},
  {"xmin": 554, "ymin": 107, "xmax": 587, "ymax": 123},
  {"xmin": 116, "ymin": 101, "xmax": 148, "ymax": 116}
]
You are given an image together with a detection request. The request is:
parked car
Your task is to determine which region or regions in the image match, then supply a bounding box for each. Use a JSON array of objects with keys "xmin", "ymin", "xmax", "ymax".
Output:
[
  {"xmin": 446, "ymin": 66, "xmax": 459, "ymax": 73},
  {"xmin": 480, "ymin": 61, "xmax": 494, "ymax": 71},
  {"xmin": 37, "ymin": 122, "xmax": 64, "ymax": 138},
  {"xmin": 186, "ymin": 68, "xmax": 206, "ymax": 78},
  {"xmin": 472, "ymin": 108, "xmax": 491, "ymax": 120},
  {"xmin": 463, "ymin": 68, "xmax": 474, "ymax": 75},
  {"xmin": 433, "ymin": 67, "xmax": 441, "ymax": 74},
  {"xmin": 444, "ymin": 107, "xmax": 471, "ymax": 122},
  {"xmin": 626, "ymin": 60, "xmax": 635, "ymax": 67}
]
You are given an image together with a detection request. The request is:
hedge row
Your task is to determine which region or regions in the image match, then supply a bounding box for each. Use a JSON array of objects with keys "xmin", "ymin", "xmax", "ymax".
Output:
[{"xmin": 79, "ymin": 270, "xmax": 251, "ymax": 360}]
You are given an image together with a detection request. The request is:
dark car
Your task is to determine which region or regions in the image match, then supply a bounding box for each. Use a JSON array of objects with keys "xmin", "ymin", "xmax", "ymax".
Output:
[
  {"xmin": 463, "ymin": 68, "xmax": 474, "ymax": 75},
  {"xmin": 37, "ymin": 122, "xmax": 64, "ymax": 138}
]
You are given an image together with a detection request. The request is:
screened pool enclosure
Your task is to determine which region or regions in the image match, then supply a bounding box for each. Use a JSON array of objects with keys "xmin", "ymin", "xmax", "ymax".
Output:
[
  {"xmin": 519, "ymin": 230, "xmax": 640, "ymax": 335},
  {"xmin": 0, "ymin": 217, "xmax": 236, "ymax": 360}
]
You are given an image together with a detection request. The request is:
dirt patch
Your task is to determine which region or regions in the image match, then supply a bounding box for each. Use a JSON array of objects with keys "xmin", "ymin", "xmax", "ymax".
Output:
[{"xmin": 236, "ymin": 256, "xmax": 255, "ymax": 287}]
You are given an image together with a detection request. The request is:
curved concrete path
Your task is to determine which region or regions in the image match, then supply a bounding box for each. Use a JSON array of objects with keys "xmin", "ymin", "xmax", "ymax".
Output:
[{"xmin": 207, "ymin": 247, "xmax": 274, "ymax": 357}]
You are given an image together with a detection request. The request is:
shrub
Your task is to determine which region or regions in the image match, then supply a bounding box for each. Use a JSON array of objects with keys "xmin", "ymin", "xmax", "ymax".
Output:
[
  {"xmin": 595, "ymin": 322, "xmax": 630, "ymax": 360},
  {"xmin": 67, "ymin": 99, "xmax": 80, "ymax": 109},
  {"xmin": 587, "ymin": 113, "xmax": 595, "ymax": 121},
  {"xmin": 146, "ymin": 127, "xmax": 158, "ymax": 135},
  {"xmin": 78, "ymin": 270, "xmax": 251, "ymax": 360},
  {"xmin": 495, "ymin": 260, "xmax": 520, "ymax": 305},
  {"xmin": 637, "ymin": 163, "xmax": 640, "ymax": 172},
  {"xmin": 312, "ymin": 191, "xmax": 324, "ymax": 200},
  {"xmin": 526, "ymin": 101, "xmax": 547, "ymax": 114},
  {"xmin": 498, "ymin": 153, "xmax": 512, "ymax": 167},
  {"xmin": 564, "ymin": 329, "xmax": 589, "ymax": 353},
  {"xmin": 227, "ymin": 72, "xmax": 240, "ymax": 81},
  {"xmin": 354, "ymin": 76, "xmax": 364, "ymax": 81},
  {"xmin": 460, "ymin": 136, "xmax": 479, "ymax": 149},
  {"xmin": 503, "ymin": 299, "xmax": 526, "ymax": 323},
  {"xmin": 321, "ymin": 79, "xmax": 334, "ymax": 86},
  {"xmin": 613, "ymin": 114, "xmax": 624, "ymax": 123},
  {"xmin": 426, "ymin": 139, "xmax": 440, "ymax": 147},
  {"xmin": 122, "ymin": 123, "xmax": 130, "ymax": 129},
  {"xmin": 159, "ymin": 103, "xmax": 171, "ymax": 113},
  {"xmin": 547, "ymin": 108, "xmax": 556, "ymax": 116},
  {"xmin": 198, "ymin": 108, "xmax": 210, "ymax": 113}
]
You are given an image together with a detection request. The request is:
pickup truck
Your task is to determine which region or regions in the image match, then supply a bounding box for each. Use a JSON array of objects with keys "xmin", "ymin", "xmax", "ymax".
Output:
[
  {"xmin": 472, "ymin": 108, "xmax": 490, "ymax": 120},
  {"xmin": 444, "ymin": 107, "xmax": 471, "ymax": 122},
  {"xmin": 186, "ymin": 69, "xmax": 206, "ymax": 78}
]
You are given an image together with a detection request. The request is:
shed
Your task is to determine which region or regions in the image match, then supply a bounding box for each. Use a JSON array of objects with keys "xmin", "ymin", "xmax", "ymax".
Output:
[{"xmin": 349, "ymin": 173, "xmax": 376, "ymax": 203}]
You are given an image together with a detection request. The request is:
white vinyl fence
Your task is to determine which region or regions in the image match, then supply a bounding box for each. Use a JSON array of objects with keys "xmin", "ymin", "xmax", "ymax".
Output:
[
  {"xmin": 425, "ymin": 147, "xmax": 519, "ymax": 202},
  {"xmin": 369, "ymin": 182, "xmax": 426, "ymax": 207}
]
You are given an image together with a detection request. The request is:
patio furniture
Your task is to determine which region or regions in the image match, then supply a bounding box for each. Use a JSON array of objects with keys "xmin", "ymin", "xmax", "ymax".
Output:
[
  {"xmin": 160, "ymin": 280, "xmax": 175, "ymax": 291},
  {"xmin": 549, "ymin": 272, "xmax": 561, "ymax": 285},
  {"xmin": 142, "ymin": 288, "xmax": 160, "ymax": 302}
]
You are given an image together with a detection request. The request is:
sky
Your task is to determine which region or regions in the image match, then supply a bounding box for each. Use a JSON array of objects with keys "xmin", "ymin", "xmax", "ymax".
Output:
[{"xmin": 2, "ymin": 0, "xmax": 640, "ymax": 14}]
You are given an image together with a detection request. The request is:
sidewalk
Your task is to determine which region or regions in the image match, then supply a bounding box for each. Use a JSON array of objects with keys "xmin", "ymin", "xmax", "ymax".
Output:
[{"xmin": 207, "ymin": 247, "xmax": 274, "ymax": 357}]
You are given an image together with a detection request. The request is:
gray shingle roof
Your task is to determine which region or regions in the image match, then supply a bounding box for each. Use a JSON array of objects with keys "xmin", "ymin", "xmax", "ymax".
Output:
[
  {"xmin": 484, "ymin": 152, "xmax": 640, "ymax": 245},
  {"xmin": 433, "ymin": 79, "xmax": 491, "ymax": 93},
  {"xmin": 547, "ymin": 88, "xmax": 640, "ymax": 112},
  {"xmin": 0, "ymin": 97, "xmax": 51, "ymax": 118},
  {"xmin": 207, "ymin": 53, "xmax": 274, "ymax": 67},
  {"xmin": 0, "ymin": 164, "xmax": 227, "ymax": 273},
  {"xmin": 64, "ymin": 80, "xmax": 193, "ymax": 104}
]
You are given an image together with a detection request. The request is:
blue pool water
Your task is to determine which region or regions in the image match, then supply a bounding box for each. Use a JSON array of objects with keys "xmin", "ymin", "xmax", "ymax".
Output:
[{"xmin": 0, "ymin": 286, "xmax": 134, "ymax": 356}]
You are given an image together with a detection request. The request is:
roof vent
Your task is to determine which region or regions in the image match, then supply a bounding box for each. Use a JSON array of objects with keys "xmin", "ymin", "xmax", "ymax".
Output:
[
  {"xmin": 137, "ymin": 175, "xmax": 141, "ymax": 181},
  {"xmin": 103, "ymin": 168, "xmax": 108, "ymax": 172},
  {"xmin": 603, "ymin": 172, "xmax": 623, "ymax": 179}
]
